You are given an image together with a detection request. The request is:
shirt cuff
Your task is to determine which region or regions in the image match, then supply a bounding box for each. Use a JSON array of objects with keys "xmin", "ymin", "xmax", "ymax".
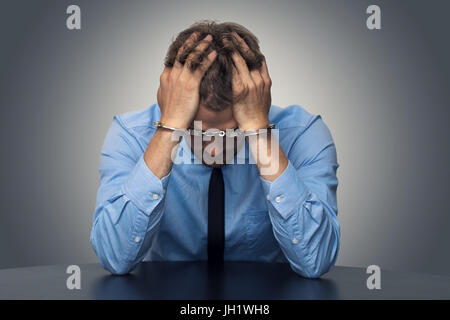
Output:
[
  {"xmin": 123, "ymin": 155, "xmax": 170, "ymax": 216},
  {"xmin": 260, "ymin": 160, "xmax": 309, "ymax": 220}
]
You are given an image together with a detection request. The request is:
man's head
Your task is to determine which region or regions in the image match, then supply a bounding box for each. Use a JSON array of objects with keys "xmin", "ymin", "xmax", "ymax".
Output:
[
  {"xmin": 164, "ymin": 20, "xmax": 265, "ymax": 112},
  {"xmin": 163, "ymin": 21, "xmax": 266, "ymax": 167}
]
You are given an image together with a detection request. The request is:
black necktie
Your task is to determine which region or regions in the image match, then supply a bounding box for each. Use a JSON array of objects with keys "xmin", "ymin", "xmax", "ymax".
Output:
[{"xmin": 207, "ymin": 168, "xmax": 225, "ymax": 263}]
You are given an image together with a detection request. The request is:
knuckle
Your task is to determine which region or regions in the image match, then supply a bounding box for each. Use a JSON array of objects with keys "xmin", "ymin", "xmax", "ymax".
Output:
[
  {"xmin": 169, "ymin": 71, "xmax": 178, "ymax": 81},
  {"xmin": 232, "ymin": 83, "xmax": 240, "ymax": 94},
  {"xmin": 180, "ymin": 76, "xmax": 196, "ymax": 90},
  {"xmin": 198, "ymin": 60, "xmax": 211, "ymax": 72},
  {"xmin": 176, "ymin": 47, "xmax": 183, "ymax": 58},
  {"xmin": 184, "ymin": 81, "xmax": 197, "ymax": 91},
  {"xmin": 236, "ymin": 84, "xmax": 245, "ymax": 95},
  {"xmin": 177, "ymin": 73, "xmax": 188, "ymax": 84},
  {"xmin": 254, "ymin": 77, "xmax": 263, "ymax": 87},
  {"xmin": 185, "ymin": 57, "xmax": 195, "ymax": 70},
  {"xmin": 160, "ymin": 72, "xmax": 168, "ymax": 83},
  {"xmin": 194, "ymin": 68, "xmax": 206, "ymax": 79},
  {"xmin": 196, "ymin": 42, "xmax": 208, "ymax": 51}
]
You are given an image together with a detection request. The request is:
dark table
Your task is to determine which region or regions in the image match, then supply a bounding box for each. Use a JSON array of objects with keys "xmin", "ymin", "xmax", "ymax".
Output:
[{"xmin": 0, "ymin": 262, "xmax": 449, "ymax": 299}]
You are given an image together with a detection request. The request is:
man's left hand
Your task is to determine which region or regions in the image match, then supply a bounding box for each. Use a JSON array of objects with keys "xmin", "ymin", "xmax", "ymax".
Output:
[{"xmin": 223, "ymin": 32, "xmax": 272, "ymax": 131}]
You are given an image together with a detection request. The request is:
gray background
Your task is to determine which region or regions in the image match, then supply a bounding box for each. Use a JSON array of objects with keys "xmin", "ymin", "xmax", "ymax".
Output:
[{"xmin": 1, "ymin": 0, "xmax": 449, "ymax": 276}]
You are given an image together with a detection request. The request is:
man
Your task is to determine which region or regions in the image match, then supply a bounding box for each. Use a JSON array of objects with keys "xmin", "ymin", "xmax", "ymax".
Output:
[{"xmin": 90, "ymin": 21, "xmax": 340, "ymax": 278}]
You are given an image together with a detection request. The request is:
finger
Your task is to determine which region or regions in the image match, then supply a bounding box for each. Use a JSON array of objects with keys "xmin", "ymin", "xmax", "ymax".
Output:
[
  {"xmin": 231, "ymin": 63, "xmax": 247, "ymax": 103},
  {"xmin": 259, "ymin": 56, "xmax": 272, "ymax": 87},
  {"xmin": 231, "ymin": 32, "xmax": 271, "ymax": 88},
  {"xmin": 193, "ymin": 49, "xmax": 217, "ymax": 80},
  {"xmin": 159, "ymin": 66, "xmax": 170, "ymax": 85},
  {"xmin": 230, "ymin": 50, "xmax": 253, "ymax": 84},
  {"xmin": 231, "ymin": 31, "xmax": 255, "ymax": 60},
  {"xmin": 173, "ymin": 46, "xmax": 184, "ymax": 70},
  {"xmin": 231, "ymin": 63, "xmax": 243, "ymax": 90},
  {"xmin": 184, "ymin": 34, "xmax": 213, "ymax": 71},
  {"xmin": 174, "ymin": 31, "xmax": 201, "ymax": 70},
  {"xmin": 221, "ymin": 35, "xmax": 248, "ymax": 86},
  {"xmin": 157, "ymin": 86, "xmax": 163, "ymax": 107},
  {"xmin": 250, "ymin": 69, "xmax": 264, "ymax": 90}
]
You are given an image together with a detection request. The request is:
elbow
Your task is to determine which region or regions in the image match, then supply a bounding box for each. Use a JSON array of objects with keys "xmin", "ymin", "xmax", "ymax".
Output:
[
  {"xmin": 104, "ymin": 261, "xmax": 133, "ymax": 276},
  {"xmin": 90, "ymin": 232, "xmax": 134, "ymax": 276},
  {"xmin": 305, "ymin": 264, "xmax": 333, "ymax": 279},
  {"xmin": 291, "ymin": 258, "xmax": 336, "ymax": 279},
  {"xmin": 96, "ymin": 250, "xmax": 135, "ymax": 276},
  {"xmin": 291, "ymin": 234, "xmax": 340, "ymax": 279},
  {"xmin": 302, "ymin": 217, "xmax": 340, "ymax": 279},
  {"xmin": 305, "ymin": 271, "xmax": 324, "ymax": 279},
  {"xmin": 290, "ymin": 263, "xmax": 329, "ymax": 279}
]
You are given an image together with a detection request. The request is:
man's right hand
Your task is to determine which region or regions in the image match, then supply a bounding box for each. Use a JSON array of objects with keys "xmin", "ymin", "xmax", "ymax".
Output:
[
  {"xmin": 157, "ymin": 32, "xmax": 217, "ymax": 129},
  {"xmin": 145, "ymin": 32, "xmax": 216, "ymax": 179}
]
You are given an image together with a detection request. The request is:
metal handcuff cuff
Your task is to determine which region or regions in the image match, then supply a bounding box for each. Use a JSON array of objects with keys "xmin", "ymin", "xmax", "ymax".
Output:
[{"xmin": 153, "ymin": 121, "xmax": 275, "ymax": 138}]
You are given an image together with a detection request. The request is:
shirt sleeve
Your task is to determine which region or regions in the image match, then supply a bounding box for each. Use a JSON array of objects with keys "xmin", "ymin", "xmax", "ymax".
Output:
[
  {"xmin": 259, "ymin": 115, "xmax": 340, "ymax": 278},
  {"xmin": 90, "ymin": 116, "xmax": 170, "ymax": 275}
]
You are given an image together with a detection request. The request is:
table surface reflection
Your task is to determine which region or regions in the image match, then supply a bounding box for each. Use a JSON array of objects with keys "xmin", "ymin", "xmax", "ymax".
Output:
[{"xmin": 0, "ymin": 261, "xmax": 449, "ymax": 299}]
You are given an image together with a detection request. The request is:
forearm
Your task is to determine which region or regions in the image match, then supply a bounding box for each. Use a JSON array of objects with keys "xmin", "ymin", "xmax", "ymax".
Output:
[
  {"xmin": 247, "ymin": 131, "xmax": 288, "ymax": 182},
  {"xmin": 260, "ymin": 159, "xmax": 340, "ymax": 278},
  {"xmin": 269, "ymin": 200, "xmax": 340, "ymax": 278},
  {"xmin": 144, "ymin": 128, "xmax": 181, "ymax": 179},
  {"xmin": 91, "ymin": 193, "xmax": 164, "ymax": 275},
  {"xmin": 92, "ymin": 149, "xmax": 171, "ymax": 275}
]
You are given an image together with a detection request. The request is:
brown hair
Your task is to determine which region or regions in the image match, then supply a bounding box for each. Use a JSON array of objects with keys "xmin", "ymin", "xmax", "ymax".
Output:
[{"xmin": 163, "ymin": 20, "xmax": 265, "ymax": 111}]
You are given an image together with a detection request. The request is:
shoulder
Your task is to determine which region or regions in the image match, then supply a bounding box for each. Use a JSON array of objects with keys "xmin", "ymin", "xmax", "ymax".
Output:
[
  {"xmin": 101, "ymin": 104, "xmax": 160, "ymax": 154},
  {"xmin": 269, "ymin": 104, "xmax": 337, "ymax": 167},
  {"xmin": 269, "ymin": 104, "xmax": 332, "ymax": 140},
  {"xmin": 114, "ymin": 103, "xmax": 161, "ymax": 132},
  {"xmin": 269, "ymin": 104, "xmax": 320, "ymax": 130}
]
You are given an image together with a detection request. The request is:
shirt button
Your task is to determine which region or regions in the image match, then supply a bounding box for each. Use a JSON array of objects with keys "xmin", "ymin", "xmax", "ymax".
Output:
[
  {"xmin": 275, "ymin": 196, "xmax": 281, "ymax": 203},
  {"xmin": 292, "ymin": 237, "xmax": 298, "ymax": 245},
  {"xmin": 134, "ymin": 236, "xmax": 141, "ymax": 243},
  {"xmin": 266, "ymin": 194, "xmax": 270, "ymax": 200},
  {"xmin": 152, "ymin": 193, "xmax": 159, "ymax": 200}
]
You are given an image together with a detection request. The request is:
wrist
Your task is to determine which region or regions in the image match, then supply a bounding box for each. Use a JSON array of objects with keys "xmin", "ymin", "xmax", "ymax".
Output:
[
  {"xmin": 153, "ymin": 127, "xmax": 182, "ymax": 142},
  {"xmin": 238, "ymin": 119, "xmax": 270, "ymax": 131},
  {"xmin": 159, "ymin": 117, "xmax": 191, "ymax": 130}
]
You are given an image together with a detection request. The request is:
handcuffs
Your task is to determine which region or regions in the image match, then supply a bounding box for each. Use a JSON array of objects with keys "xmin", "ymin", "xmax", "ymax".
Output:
[{"xmin": 153, "ymin": 121, "xmax": 275, "ymax": 138}]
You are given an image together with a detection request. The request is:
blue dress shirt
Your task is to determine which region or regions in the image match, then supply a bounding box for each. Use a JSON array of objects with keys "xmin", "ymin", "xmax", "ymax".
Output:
[{"xmin": 90, "ymin": 103, "xmax": 340, "ymax": 278}]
